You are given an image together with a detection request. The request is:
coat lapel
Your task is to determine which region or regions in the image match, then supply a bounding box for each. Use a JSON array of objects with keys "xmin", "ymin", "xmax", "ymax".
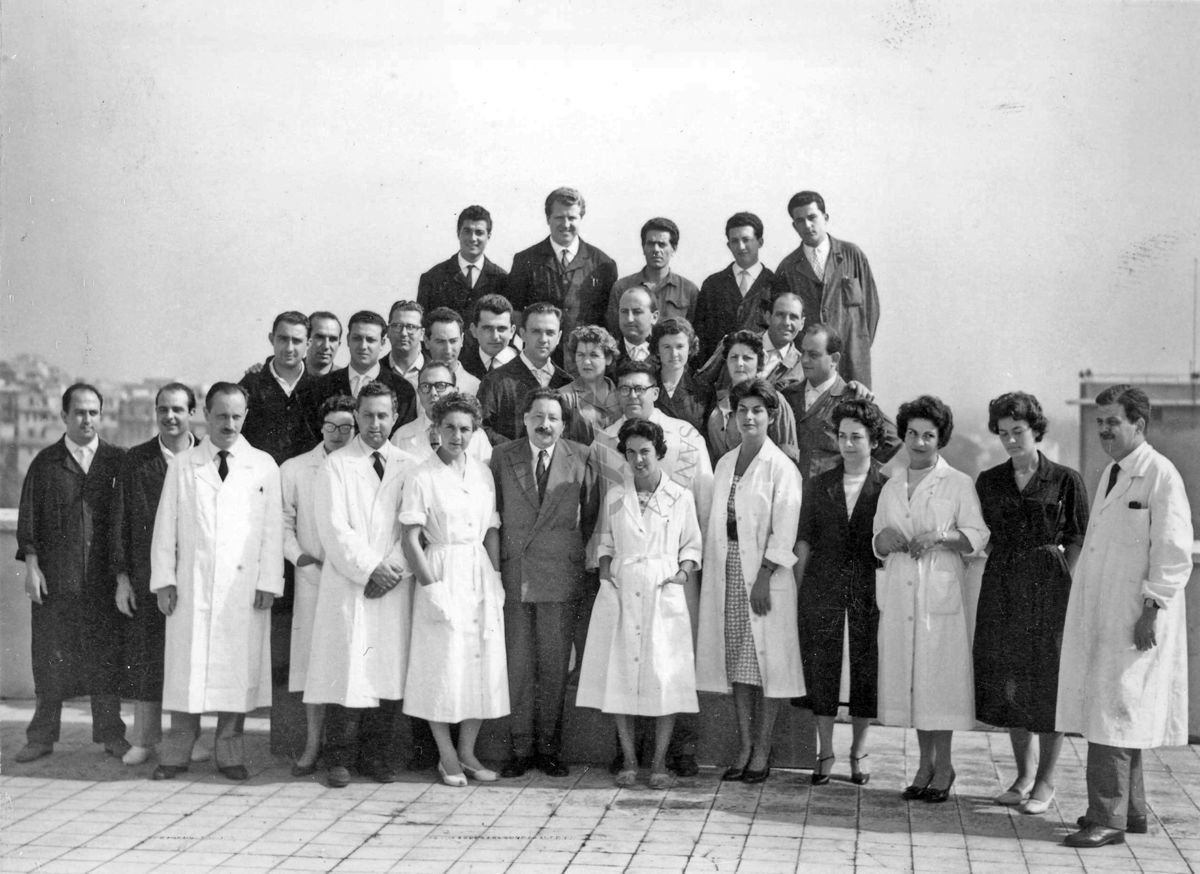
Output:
[
  {"xmin": 510, "ymin": 449, "xmax": 540, "ymax": 511},
  {"xmin": 192, "ymin": 446, "xmax": 222, "ymax": 490},
  {"xmin": 537, "ymin": 442, "xmax": 573, "ymax": 522}
]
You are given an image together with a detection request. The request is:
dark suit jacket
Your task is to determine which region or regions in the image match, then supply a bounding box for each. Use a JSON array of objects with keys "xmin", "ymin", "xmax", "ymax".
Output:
[
  {"xmin": 781, "ymin": 375, "xmax": 900, "ymax": 482},
  {"xmin": 797, "ymin": 460, "xmax": 887, "ymax": 601},
  {"xmin": 239, "ymin": 360, "xmax": 321, "ymax": 465},
  {"xmin": 692, "ymin": 263, "xmax": 774, "ymax": 362},
  {"xmin": 491, "ymin": 438, "xmax": 599, "ymax": 602},
  {"xmin": 772, "ymin": 236, "xmax": 880, "ymax": 386},
  {"xmin": 507, "ymin": 238, "xmax": 618, "ymax": 337},
  {"xmin": 416, "ymin": 254, "xmax": 508, "ymax": 326},
  {"xmin": 460, "ymin": 342, "xmax": 519, "ymax": 381},
  {"xmin": 307, "ymin": 366, "xmax": 417, "ymax": 436},
  {"xmin": 655, "ymin": 370, "xmax": 712, "ymax": 433},
  {"xmin": 477, "ymin": 356, "xmax": 573, "ymax": 445}
]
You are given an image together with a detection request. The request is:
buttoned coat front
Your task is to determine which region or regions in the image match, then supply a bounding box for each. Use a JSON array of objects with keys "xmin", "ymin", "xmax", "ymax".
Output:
[
  {"xmin": 150, "ymin": 437, "xmax": 284, "ymax": 713},
  {"xmin": 696, "ymin": 439, "xmax": 804, "ymax": 698},
  {"xmin": 304, "ymin": 439, "xmax": 418, "ymax": 707},
  {"xmin": 280, "ymin": 443, "xmax": 328, "ymax": 693},
  {"xmin": 692, "ymin": 264, "xmax": 774, "ymax": 362},
  {"xmin": 416, "ymin": 254, "xmax": 508, "ymax": 326},
  {"xmin": 1056, "ymin": 442, "xmax": 1193, "ymax": 748},
  {"xmin": 507, "ymin": 238, "xmax": 618, "ymax": 338}
]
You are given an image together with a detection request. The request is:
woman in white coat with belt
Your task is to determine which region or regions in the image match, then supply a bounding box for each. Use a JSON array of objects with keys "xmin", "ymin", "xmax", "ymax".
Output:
[
  {"xmin": 696, "ymin": 378, "xmax": 804, "ymax": 784},
  {"xmin": 873, "ymin": 395, "xmax": 989, "ymax": 803}
]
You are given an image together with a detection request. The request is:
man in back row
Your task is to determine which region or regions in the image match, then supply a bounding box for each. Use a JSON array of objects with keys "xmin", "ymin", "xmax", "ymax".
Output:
[
  {"xmin": 693, "ymin": 212, "xmax": 774, "ymax": 362},
  {"xmin": 416, "ymin": 204, "xmax": 508, "ymax": 326},
  {"xmin": 605, "ymin": 217, "xmax": 698, "ymax": 340}
]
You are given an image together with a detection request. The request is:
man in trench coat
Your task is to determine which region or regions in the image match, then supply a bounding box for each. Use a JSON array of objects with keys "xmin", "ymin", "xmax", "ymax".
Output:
[{"xmin": 1057, "ymin": 385, "xmax": 1193, "ymax": 848}]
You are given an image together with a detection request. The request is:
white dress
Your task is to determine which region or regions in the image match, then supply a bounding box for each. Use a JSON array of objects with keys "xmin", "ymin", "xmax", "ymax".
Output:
[
  {"xmin": 577, "ymin": 477, "xmax": 703, "ymax": 716},
  {"xmin": 872, "ymin": 457, "xmax": 989, "ymax": 730},
  {"xmin": 400, "ymin": 454, "xmax": 509, "ymax": 722}
]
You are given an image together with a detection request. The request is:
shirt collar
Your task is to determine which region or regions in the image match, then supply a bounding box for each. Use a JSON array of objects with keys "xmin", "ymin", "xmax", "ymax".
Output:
[
  {"xmin": 734, "ymin": 261, "xmax": 764, "ymax": 283},
  {"xmin": 803, "ymin": 236, "xmax": 831, "ymax": 260},
  {"xmin": 550, "ymin": 239, "xmax": 580, "ymax": 263},
  {"xmin": 349, "ymin": 362, "xmax": 381, "ymax": 383},
  {"xmin": 388, "ymin": 351, "xmax": 423, "ymax": 377},
  {"xmin": 158, "ymin": 432, "xmax": 195, "ymax": 461},
  {"xmin": 269, "ymin": 358, "xmax": 304, "ymax": 394},
  {"xmin": 65, "ymin": 434, "xmax": 99, "ymax": 455},
  {"xmin": 458, "ymin": 253, "xmax": 484, "ymax": 274},
  {"xmin": 529, "ymin": 439, "xmax": 556, "ymax": 466},
  {"xmin": 806, "ymin": 372, "xmax": 838, "ymax": 396},
  {"xmin": 519, "ymin": 352, "xmax": 554, "ymax": 377}
]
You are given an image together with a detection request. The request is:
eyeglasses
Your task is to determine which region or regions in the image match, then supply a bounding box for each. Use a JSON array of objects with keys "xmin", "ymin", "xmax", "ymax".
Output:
[
  {"xmin": 418, "ymin": 381, "xmax": 454, "ymax": 394},
  {"xmin": 389, "ymin": 322, "xmax": 423, "ymax": 334},
  {"xmin": 617, "ymin": 384, "xmax": 655, "ymax": 397},
  {"xmin": 321, "ymin": 423, "xmax": 355, "ymax": 435}
]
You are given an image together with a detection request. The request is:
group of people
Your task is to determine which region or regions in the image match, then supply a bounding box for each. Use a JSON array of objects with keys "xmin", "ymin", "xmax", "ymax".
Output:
[{"xmin": 15, "ymin": 187, "xmax": 1192, "ymax": 851}]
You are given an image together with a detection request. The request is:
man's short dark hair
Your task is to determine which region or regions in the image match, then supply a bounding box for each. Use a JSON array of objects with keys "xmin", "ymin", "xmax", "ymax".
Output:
[
  {"xmin": 319, "ymin": 394, "xmax": 357, "ymax": 419},
  {"xmin": 614, "ymin": 359, "xmax": 657, "ymax": 383},
  {"xmin": 271, "ymin": 310, "xmax": 310, "ymax": 338},
  {"xmin": 156, "ymin": 382, "xmax": 197, "ymax": 412},
  {"xmin": 522, "ymin": 386, "xmax": 569, "ymax": 417},
  {"xmin": 897, "ymin": 395, "xmax": 954, "ymax": 448},
  {"xmin": 347, "ymin": 310, "xmax": 387, "ymax": 335},
  {"xmin": 803, "ymin": 322, "xmax": 844, "ymax": 357},
  {"xmin": 457, "ymin": 204, "xmax": 493, "ymax": 234},
  {"xmin": 523, "ymin": 301, "xmax": 563, "ymax": 323},
  {"xmin": 205, "ymin": 382, "xmax": 249, "ymax": 412},
  {"xmin": 620, "ymin": 284, "xmax": 658, "ymax": 313},
  {"xmin": 356, "ymin": 380, "xmax": 397, "ymax": 412},
  {"xmin": 640, "ymin": 217, "xmax": 679, "ymax": 249},
  {"xmin": 419, "ymin": 360, "xmax": 456, "ymax": 383},
  {"xmin": 725, "ymin": 211, "xmax": 764, "ymax": 242},
  {"xmin": 1095, "ymin": 384, "xmax": 1152, "ymax": 432},
  {"xmin": 308, "ymin": 310, "xmax": 343, "ymax": 336},
  {"xmin": 787, "ymin": 190, "xmax": 826, "ymax": 217},
  {"xmin": 388, "ymin": 300, "xmax": 424, "ymax": 322},
  {"xmin": 62, "ymin": 383, "xmax": 103, "ymax": 413},
  {"xmin": 473, "ymin": 294, "xmax": 513, "ymax": 325},
  {"xmin": 425, "ymin": 306, "xmax": 464, "ymax": 333},
  {"xmin": 544, "ymin": 187, "xmax": 585, "ymax": 218}
]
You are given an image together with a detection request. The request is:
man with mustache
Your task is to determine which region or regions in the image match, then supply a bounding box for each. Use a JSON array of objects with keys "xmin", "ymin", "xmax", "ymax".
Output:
[
  {"xmin": 1058, "ymin": 385, "xmax": 1193, "ymax": 848},
  {"xmin": 149, "ymin": 383, "xmax": 284, "ymax": 781},
  {"xmin": 604, "ymin": 218, "xmax": 698, "ymax": 340},
  {"xmin": 491, "ymin": 388, "xmax": 599, "ymax": 777}
]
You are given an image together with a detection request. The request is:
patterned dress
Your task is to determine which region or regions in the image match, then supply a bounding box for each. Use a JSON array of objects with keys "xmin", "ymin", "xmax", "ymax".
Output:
[{"xmin": 723, "ymin": 476, "xmax": 762, "ymax": 685}]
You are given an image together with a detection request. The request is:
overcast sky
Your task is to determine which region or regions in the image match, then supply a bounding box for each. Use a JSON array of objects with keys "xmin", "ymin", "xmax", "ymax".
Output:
[{"xmin": 3, "ymin": 0, "xmax": 1198, "ymax": 464}]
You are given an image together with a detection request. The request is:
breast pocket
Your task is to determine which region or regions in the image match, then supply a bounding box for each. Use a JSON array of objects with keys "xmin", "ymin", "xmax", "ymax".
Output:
[
  {"xmin": 924, "ymin": 569, "xmax": 963, "ymax": 615},
  {"xmin": 841, "ymin": 276, "xmax": 864, "ymax": 307},
  {"xmin": 1115, "ymin": 503, "xmax": 1151, "ymax": 547}
]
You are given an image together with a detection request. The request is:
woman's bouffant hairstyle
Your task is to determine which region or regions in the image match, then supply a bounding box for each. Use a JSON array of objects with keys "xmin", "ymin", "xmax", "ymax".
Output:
[
  {"xmin": 831, "ymin": 398, "xmax": 888, "ymax": 446},
  {"xmin": 897, "ymin": 394, "xmax": 953, "ymax": 448},
  {"xmin": 730, "ymin": 377, "xmax": 780, "ymax": 413},
  {"xmin": 431, "ymin": 392, "xmax": 482, "ymax": 429},
  {"xmin": 617, "ymin": 417, "xmax": 667, "ymax": 460},
  {"xmin": 987, "ymin": 391, "xmax": 1048, "ymax": 441}
]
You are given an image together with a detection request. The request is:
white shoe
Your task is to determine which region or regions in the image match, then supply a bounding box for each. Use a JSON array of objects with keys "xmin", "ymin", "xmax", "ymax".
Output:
[
  {"xmin": 1020, "ymin": 790, "xmax": 1055, "ymax": 815},
  {"xmin": 190, "ymin": 745, "xmax": 212, "ymax": 763},
  {"xmin": 995, "ymin": 786, "xmax": 1031, "ymax": 805},
  {"xmin": 123, "ymin": 745, "xmax": 153, "ymax": 765}
]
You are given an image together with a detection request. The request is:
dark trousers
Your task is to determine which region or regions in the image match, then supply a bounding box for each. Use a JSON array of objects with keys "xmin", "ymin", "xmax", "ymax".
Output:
[
  {"xmin": 505, "ymin": 599, "xmax": 577, "ymax": 758},
  {"xmin": 1086, "ymin": 742, "xmax": 1146, "ymax": 830},
  {"xmin": 325, "ymin": 700, "xmax": 402, "ymax": 770},
  {"xmin": 161, "ymin": 712, "xmax": 242, "ymax": 767},
  {"xmin": 27, "ymin": 694, "xmax": 125, "ymax": 746}
]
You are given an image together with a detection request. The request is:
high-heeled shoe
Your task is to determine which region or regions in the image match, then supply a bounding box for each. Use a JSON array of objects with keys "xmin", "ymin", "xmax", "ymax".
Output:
[
  {"xmin": 901, "ymin": 772, "xmax": 933, "ymax": 801},
  {"xmin": 811, "ymin": 755, "xmax": 835, "ymax": 786},
  {"xmin": 850, "ymin": 754, "xmax": 870, "ymax": 786},
  {"xmin": 461, "ymin": 763, "xmax": 499, "ymax": 783},
  {"xmin": 437, "ymin": 761, "xmax": 468, "ymax": 787},
  {"xmin": 923, "ymin": 769, "xmax": 956, "ymax": 803},
  {"xmin": 723, "ymin": 749, "xmax": 753, "ymax": 781},
  {"xmin": 1019, "ymin": 789, "xmax": 1054, "ymax": 815}
]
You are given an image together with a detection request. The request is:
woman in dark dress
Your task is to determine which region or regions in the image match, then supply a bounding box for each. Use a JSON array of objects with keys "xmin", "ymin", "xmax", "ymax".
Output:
[
  {"xmin": 651, "ymin": 317, "xmax": 711, "ymax": 432},
  {"xmin": 974, "ymin": 391, "xmax": 1088, "ymax": 815},
  {"xmin": 794, "ymin": 399, "xmax": 888, "ymax": 786}
]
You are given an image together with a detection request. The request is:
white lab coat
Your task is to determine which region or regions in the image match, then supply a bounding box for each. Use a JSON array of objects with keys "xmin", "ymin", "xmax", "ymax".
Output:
[
  {"xmin": 577, "ymin": 477, "xmax": 703, "ymax": 715},
  {"xmin": 391, "ymin": 409, "xmax": 492, "ymax": 465},
  {"xmin": 281, "ymin": 443, "xmax": 327, "ymax": 692},
  {"xmin": 1057, "ymin": 442, "xmax": 1193, "ymax": 748},
  {"xmin": 150, "ymin": 436, "xmax": 284, "ymax": 713},
  {"xmin": 304, "ymin": 438, "xmax": 419, "ymax": 707},
  {"xmin": 696, "ymin": 439, "xmax": 804, "ymax": 698},
  {"xmin": 872, "ymin": 457, "xmax": 989, "ymax": 730}
]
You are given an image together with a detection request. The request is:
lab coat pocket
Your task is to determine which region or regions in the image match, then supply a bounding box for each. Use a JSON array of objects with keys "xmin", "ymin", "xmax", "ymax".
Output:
[
  {"xmin": 841, "ymin": 276, "xmax": 864, "ymax": 307},
  {"xmin": 875, "ymin": 567, "xmax": 887, "ymax": 612},
  {"xmin": 925, "ymin": 570, "xmax": 963, "ymax": 615},
  {"xmin": 424, "ymin": 582, "xmax": 456, "ymax": 626},
  {"xmin": 660, "ymin": 584, "xmax": 687, "ymax": 621}
]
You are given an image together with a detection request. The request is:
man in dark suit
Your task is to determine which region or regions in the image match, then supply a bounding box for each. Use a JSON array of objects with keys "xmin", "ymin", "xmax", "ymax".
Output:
[
  {"xmin": 772, "ymin": 191, "xmax": 880, "ymax": 387},
  {"xmin": 416, "ymin": 205, "xmax": 508, "ymax": 327},
  {"xmin": 611, "ymin": 285, "xmax": 658, "ymax": 368},
  {"xmin": 308, "ymin": 310, "xmax": 417, "ymax": 435},
  {"xmin": 781, "ymin": 324, "xmax": 899, "ymax": 482},
  {"xmin": 478, "ymin": 302, "xmax": 572, "ymax": 444},
  {"xmin": 506, "ymin": 187, "xmax": 618, "ymax": 352},
  {"xmin": 239, "ymin": 311, "xmax": 321, "ymax": 466},
  {"xmin": 461, "ymin": 293, "xmax": 520, "ymax": 380},
  {"xmin": 692, "ymin": 212, "xmax": 774, "ymax": 362},
  {"xmin": 492, "ymin": 388, "xmax": 599, "ymax": 777}
]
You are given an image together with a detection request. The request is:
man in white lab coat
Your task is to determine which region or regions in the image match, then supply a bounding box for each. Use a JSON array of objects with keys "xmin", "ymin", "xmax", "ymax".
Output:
[
  {"xmin": 1058, "ymin": 385, "xmax": 1193, "ymax": 848},
  {"xmin": 150, "ymin": 382, "xmax": 284, "ymax": 781},
  {"xmin": 304, "ymin": 381, "xmax": 420, "ymax": 788}
]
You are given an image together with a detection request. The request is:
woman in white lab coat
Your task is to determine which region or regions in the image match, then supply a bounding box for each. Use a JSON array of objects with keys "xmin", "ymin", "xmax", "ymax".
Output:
[
  {"xmin": 577, "ymin": 418, "xmax": 702, "ymax": 789},
  {"xmin": 400, "ymin": 393, "xmax": 508, "ymax": 787},
  {"xmin": 696, "ymin": 378, "xmax": 803, "ymax": 784},
  {"xmin": 873, "ymin": 395, "xmax": 989, "ymax": 803}
]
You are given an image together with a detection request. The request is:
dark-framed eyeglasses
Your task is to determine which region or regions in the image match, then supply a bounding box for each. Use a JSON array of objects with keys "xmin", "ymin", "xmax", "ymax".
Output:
[
  {"xmin": 321, "ymin": 423, "xmax": 355, "ymax": 435},
  {"xmin": 418, "ymin": 381, "xmax": 455, "ymax": 395}
]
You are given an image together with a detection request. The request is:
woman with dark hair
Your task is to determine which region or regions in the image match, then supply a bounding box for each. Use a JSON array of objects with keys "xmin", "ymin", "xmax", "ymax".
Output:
[
  {"xmin": 651, "ymin": 317, "xmax": 711, "ymax": 432},
  {"xmin": 563, "ymin": 325, "xmax": 622, "ymax": 444},
  {"xmin": 697, "ymin": 378, "xmax": 803, "ymax": 784},
  {"xmin": 873, "ymin": 395, "xmax": 989, "ymax": 803},
  {"xmin": 400, "ymin": 392, "xmax": 508, "ymax": 787},
  {"xmin": 794, "ymin": 398, "xmax": 888, "ymax": 786},
  {"xmin": 704, "ymin": 330, "xmax": 798, "ymax": 463},
  {"xmin": 578, "ymin": 418, "xmax": 702, "ymax": 789},
  {"xmin": 974, "ymin": 391, "xmax": 1088, "ymax": 814}
]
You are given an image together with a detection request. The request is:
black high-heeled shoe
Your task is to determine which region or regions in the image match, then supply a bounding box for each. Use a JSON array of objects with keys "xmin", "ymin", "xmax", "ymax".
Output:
[
  {"xmin": 923, "ymin": 769, "xmax": 956, "ymax": 803},
  {"xmin": 811, "ymin": 754, "xmax": 835, "ymax": 786},
  {"xmin": 850, "ymin": 754, "xmax": 870, "ymax": 786},
  {"xmin": 723, "ymin": 749, "xmax": 752, "ymax": 781},
  {"xmin": 901, "ymin": 771, "xmax": 933, "ymax": 801}
]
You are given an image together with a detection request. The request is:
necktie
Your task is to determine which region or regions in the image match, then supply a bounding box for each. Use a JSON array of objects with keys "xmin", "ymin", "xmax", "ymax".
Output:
[
  {"xmin": 485, "ymin": 356, "xmax": 495, "ymax": 372},
  {"xmin": 1105, "ymin": 464, "xmax": 1120, "ymax": 496},
  {"xmin": 737, "ymin": 269, "xmax": 751, "ymax": 296},
  {"xmin": 536, "ymin": 449, "xmax": 549, "ymax": 500},
  {"xmin": 560, "ymin": 249, "xmax": 570, "ymax": 272},
  {"xmin": 75, "ymin": 447, "xmax": 90, "ymax": 474},
  {"xmin": 216, "ymin": 450, "xmax": 229, "ymax": 481},
  {"xmin": 464, "ymin": 264, "xmax": 475, "ymax": 287},
  {"xmin": 372, "ymin": 451, "xmax": 385, "ymax": 480}
]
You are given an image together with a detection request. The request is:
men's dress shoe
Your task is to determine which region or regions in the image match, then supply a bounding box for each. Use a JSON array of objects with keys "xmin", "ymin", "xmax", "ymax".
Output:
[
  {"xmin": 461, "ymin": 764, "xmax": 499, "ymax": 783},
  {"xmin": 671, "ymin": 754, "xmax": 699, "ymax": 778},
  {"xmin": 1064, "ymin": 825, "xmax": 1126, "ymax": 848},
  {"xmin": 742, "ymin": 766, "xmax": 771, "ymax": 785},
  {"xmin": 14, "ymin": 743, "xmax": 53, "ymax": 763},
  {"xmin": 219, "ymin": 765, "xmax": 249, "ymax": 781},
  {"xmin": 501, "ymin": 756, "xmax": 534, "ymax": 778},
  {"xmin": 372, "ymin": 767, "xmax": 399, "ymax": 784},
  {"xmin": 1077, "ymin": 814, "xmax": 1147, "ymax": 834},
  {"xmin": 290, "ymin": 761, "xmax": 318, "ymax": 778},
  {"xmin": 535, "ymin": 754, "xmax": 569, "ymax": 777},
  {"xmin": 104, "ymin": 738, "xmax": 132, "ymax": 758},
  {"xmin": 327, "ymin": 766, "xmax": 352, "ymax": 788},
  {"xmin": 123, "ymin": 745, "xmax": 153, "ymax": 766},
  {"xmin": 152, "ymin": 764, "xmax": 187, "ymax": 780}
]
